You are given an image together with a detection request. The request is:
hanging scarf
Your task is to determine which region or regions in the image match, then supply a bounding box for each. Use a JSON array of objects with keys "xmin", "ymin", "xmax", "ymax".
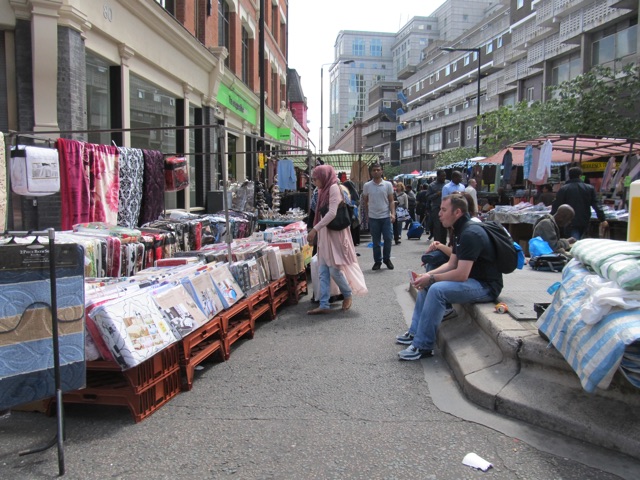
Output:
[{"xmin": 313, "ymin": 164, "xmax": 338, "ymax": 227}]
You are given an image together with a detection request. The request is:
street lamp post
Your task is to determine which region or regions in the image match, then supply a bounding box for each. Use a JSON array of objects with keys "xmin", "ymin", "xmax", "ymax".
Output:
[
  {"xmin": 440, "ymin": 46, "xmax": 482, "ymax": 154},
  {"xmin": 320, "ymin": 60, "xmax": 354, "ymax": 153}
]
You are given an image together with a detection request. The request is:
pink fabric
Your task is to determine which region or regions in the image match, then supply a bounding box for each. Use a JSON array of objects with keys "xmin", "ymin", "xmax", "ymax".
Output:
[
  {"xmin": 313, "ymin": 165, "xmax": 339, "ymax": 227},
  {"xmin": 314, "ymin": 183, "xmax": 368, "ymax": 296},
  {"xmin": 87, "ymin": 143, "xmax": 120, "ymax": 225},
  {"xmin": 57, "ymin": 138, "xmax": 90, "ymax": 231}
]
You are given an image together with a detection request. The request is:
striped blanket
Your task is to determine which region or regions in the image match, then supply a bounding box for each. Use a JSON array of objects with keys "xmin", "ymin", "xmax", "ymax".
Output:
[
  {"xmin": 536, "ymin": 259, "xmax": 640, "ymax": 392},
  {"xmin": 570, "ymin": 238, "xmax": 640, "ymax": 290}
]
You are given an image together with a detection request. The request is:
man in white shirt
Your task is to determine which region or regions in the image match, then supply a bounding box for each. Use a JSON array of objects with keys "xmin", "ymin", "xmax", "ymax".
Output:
[{"xmin": 362, "ymin": 163, "xmax": 395, "ymax": 270}]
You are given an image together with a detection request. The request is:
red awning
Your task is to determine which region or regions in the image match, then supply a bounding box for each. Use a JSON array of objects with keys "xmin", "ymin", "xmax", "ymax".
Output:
[
  {"xmin": 483, "ymin": 134, "xmax": 640, "ymax": 165},
  {"xmin": 410, "ymin": 170, "xmax": 420, "ymax": 174}
]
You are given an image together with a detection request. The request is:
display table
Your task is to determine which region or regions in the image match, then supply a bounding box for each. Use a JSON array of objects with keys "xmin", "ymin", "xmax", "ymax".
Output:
[{"xmin": 486, "ymin": 209, "xmax": 548, "ymax": 243}]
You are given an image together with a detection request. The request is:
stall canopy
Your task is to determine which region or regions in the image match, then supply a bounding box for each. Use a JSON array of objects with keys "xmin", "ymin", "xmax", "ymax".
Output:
[
  {"xmin": 484, "ymin": 134, "xmax": 640, "ymax": 166},
  {"xmin": 287, "ymin": 152, "xmax": 379, "ymax": 172}
]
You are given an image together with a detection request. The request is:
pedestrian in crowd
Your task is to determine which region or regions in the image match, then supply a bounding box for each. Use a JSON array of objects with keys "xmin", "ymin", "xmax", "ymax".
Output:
[
  {"xmin": 535, "ymin": 183, "xmax": 555, "ymax": 206},
  {"xmin": 464, "ymin": 178, "xmax": 478, "ymax": 216},
  {"xmin": 442, "ymin": 170, "xmax": 465, "ymax": 197},
  {"xmin": 532, "ymin": 204, "xmax": 576, "ymax": 254},
  {"xmin": 551, "ymin": 167, "xmax": 608, "ymax": 240},
  {"xmin": 394, "ymin": 182, "xmax": 408, "ymax": 245},
  {"xmin": 405, "ymin": 184, "xmax": 417, "ymax": 228},
  {"xmin": 416, "ymin": 183, "xmax": 429, "ymax": 227},
  {"xmin": 362, "ymin": 163, "xmax": 395, "ymax": 270},
  {"xmin": 497, "ymin": 187, "xmax": 511, "ymax": 206},
  {"xmin": 397, "ymin": 194, "xmax": 503, "ymax": 360},
  {"xmin": 307, "ymin": 165, "xmax": 367, "ymax": 314},
  {"xmin": 426, "ymin": 170, "xmax": 448, "ymax": 243}
]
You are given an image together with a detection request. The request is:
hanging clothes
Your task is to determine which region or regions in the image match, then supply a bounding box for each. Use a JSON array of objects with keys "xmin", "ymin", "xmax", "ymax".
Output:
[
  {"xmin": 139, "ymin": 149, "xmax": 165, "ymax": 225},
  {"xmin": 87, "ymin": 143, "xmax": 120, "ymax": 225},
  {"xmin": 0, "ymin": 133, "xmax": 5, "ymax": 232},
  {"xmin": 277, "ymin": 158, "xmax": 297, "ymax": 191},
  {"xmin": 523, "ymin": 145, "xmax": 533, "ymax": 181},
  {"xmin": 350, "ymin": 161, "xmax": 370, "ymax": 184},
  {"xmin": 117, "ymin": 147, "xmax": 144, "ymax": 229},
  {"xmin": 57, "ymin": 138, "xmax": 90, "ymax": 231},
  {"xmin": 502, "ymin": 150, "xmax": 513, "ymax": 182},
  {"xmin": 483, "ymin": 164, "xmax": 496, "ymax": 184},
  {"xmin": 529, "ymin": 140, "xmax": 551, "ymax": 185},
  {"xmin": 600, "ymin": 156, "xmax": 617, "ymax": 192}
]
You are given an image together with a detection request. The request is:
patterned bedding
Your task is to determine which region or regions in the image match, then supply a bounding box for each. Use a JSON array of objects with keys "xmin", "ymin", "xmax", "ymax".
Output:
[{"xmin": 0, "ymin": 243, "xmax": 85, "ymax": 410}]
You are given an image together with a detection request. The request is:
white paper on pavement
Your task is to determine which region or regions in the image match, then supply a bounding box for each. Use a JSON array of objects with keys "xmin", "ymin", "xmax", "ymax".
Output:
[{"xmin": 462, "ymin": 452, "xmax": 493, "ymax": 471}]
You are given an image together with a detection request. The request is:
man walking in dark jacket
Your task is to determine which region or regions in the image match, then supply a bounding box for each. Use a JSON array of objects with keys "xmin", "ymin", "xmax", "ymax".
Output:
[{"xmin": 551, "ymin": 167, "xmax": 608, "ymax": 240}]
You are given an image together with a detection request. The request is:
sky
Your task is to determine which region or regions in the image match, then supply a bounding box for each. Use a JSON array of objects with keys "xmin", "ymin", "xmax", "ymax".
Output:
[{"xmin": 287, "ymin": 0, "xmax": 447, "ymax": 153}]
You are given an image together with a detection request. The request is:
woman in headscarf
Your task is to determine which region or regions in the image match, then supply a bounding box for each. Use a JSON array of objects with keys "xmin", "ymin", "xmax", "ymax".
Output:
[{"xmin": 306, "ymin": 165, "xmax": 367, "ymax": 314}]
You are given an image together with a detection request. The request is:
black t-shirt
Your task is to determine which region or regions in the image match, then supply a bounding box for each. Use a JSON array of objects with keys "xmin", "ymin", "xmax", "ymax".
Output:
[{"xmin": 451, "ymin": 216, "xmax": 503, "ymax": 299}]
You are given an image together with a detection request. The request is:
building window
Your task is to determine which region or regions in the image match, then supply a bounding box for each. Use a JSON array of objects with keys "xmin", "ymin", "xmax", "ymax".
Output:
[
  {"xmin": 241, "ymin": 27, "xmax": 250, "ymax": 85},
  {"xmin": 466, "ymin": 126, "xmax": 472, "ymax": 140},
  {"xmin": 473, "ymin": 51, "xmax": 478, "ymax": 61},
  {"xmin": 527, "ymin": 86, "xmax": 535, "ymax": 102},
  {"xmin": 454, "ymin": 129, "xmax": 459, "ymax": 141},
  {"xmin": 371, "ymin": 39, "xmax": 382, "ymax": 57},
  {"xmin": 464, "ymin": 54, "xmax": 470, "ymax": 66},
  {"xmin": 353, "ymin": 38, "xmax": 365, "ymax": 56},
  {"xmin": 446, "ymin": 131, "xmax": 453, "ymax": 144},
  {"xmin": 271, "ymin": 71, "xmax": 278, "ymax": 110},
  {"xmin": 592, "ymin": 24, "xmax": 637, "ymax": 66},
  {"xmin": 429, "ymin": 75, "xmax": 434, "ymax": 84},
  {"xmin": 129, "ymin": 73, "xmax": 176, "ymax": 156},
  {"xmin": 428, "ymin": 131, "xmax": 441, "ymax": 152},
  {"xmin": 517, "ymin": 0, "xmax": 524, "ymax": 9},
  {"xmin": 155, "ymin": 0, "xmax": 175, "ymax": 15},
  {"xmin": 436, "ymin": 71, "xmax": 440, "ymax": 81},
  {"xmin": 497, "ymin": 36, "xmax": 503, "ymax": 48},
  {"xmin": 271, "ymin": 3, "xmax": 278, "ymax": 40},
  {"xmin": 551, "ymin": 54, "xmax": 581, "ymax": 86},
  {"xmin": 486, "ymin": 42, "xmax": 493, "ymax": 54},
  {"xmin": 86, "ymin": 52, "xmax": 112, "ymax": 146},
  {"xmin": 445, "ymin": 65, "xmax": 451, "ymax": 76},
  {"xmin": 402, "ymin": 139, "xmax": 412, "ymax": 159},
  {"xmin": 452, "ymin": 62, "xmax": 457, "ymax": 73},
  {"xmin": 218, "ymin": 0, "xmax": 230, "ymax": 67}
]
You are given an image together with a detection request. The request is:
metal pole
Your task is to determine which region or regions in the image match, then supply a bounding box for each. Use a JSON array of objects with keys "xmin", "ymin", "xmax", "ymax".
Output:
[
  {"xmin": 320, "ymin": 66, "xmax": 324, "ymax": 153},
  {"xmin": 476, "ymin": 49, "xmax": 481, "ymax": 155},
  {"xmin": 419, "ymin": 119, "xmax": 423, "ymax": 173},
  {"xmin": 259, "ymin": 0, "xmax": 265, "ymax": 139}
]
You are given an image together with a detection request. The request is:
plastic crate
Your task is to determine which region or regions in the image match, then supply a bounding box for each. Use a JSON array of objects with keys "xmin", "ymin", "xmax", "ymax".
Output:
[
  {"xmin": 59, "ymin": 368, "xmax": 181, "ymax": 423},
  {"xmin": 218, "ymin": 300, "xmax": 251, "ymax": 335},
  {"xmin": 86, "ymin": 344, "xmax": 180, "ymax": 394},
  {"xmin": 180, "ymin": 338, "xmax": 225, "ymax": 391},
  {"xmin": 247, "ymin": 287, "xmax": 272, "ymax": 321},
  {"xmin": 286, "ymin": 271, "xmax": 308, "ymax": 305},
  {"xmin": 179, "ymin": 317, "xmax": 223, "ymax": 363},
  {"xmin": 222, "ymin": 317, "xmax": 255, "ymax": 360}
]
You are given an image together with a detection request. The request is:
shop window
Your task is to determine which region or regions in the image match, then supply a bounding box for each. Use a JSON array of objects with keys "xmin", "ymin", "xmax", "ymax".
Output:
[{"xmin": 86, "ymin": 52, "xmax": 113, "ymax": 146}]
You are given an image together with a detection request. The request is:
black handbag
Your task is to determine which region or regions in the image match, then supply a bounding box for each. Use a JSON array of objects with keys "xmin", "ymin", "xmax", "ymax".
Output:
[
  {"xmin": 320, "ymin": 202, "xmax": 353, "ymax": 231},
  {"xmin": 529, "ymin": 253, "xmax": 568, "ymax": 272}
]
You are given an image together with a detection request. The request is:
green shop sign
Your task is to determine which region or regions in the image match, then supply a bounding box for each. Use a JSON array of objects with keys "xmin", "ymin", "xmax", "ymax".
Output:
[{"xmin": 217, "ymin": 84, "xmax": 290, "ymax": 141}]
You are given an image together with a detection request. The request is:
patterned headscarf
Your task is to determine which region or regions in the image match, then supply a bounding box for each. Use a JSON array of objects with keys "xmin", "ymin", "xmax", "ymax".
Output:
[{"xmin": 313, "ymin": 165, "xmax": 338, "ymax": 227}]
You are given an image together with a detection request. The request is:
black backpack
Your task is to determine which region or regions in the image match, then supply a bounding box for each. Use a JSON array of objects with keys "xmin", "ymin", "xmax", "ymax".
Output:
[{"xmin": 466, "ymin": 221, "xmax": 519, "ymax": 274}]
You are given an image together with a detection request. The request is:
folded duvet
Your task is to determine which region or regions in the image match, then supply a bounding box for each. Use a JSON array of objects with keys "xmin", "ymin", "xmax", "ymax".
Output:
[{"xmin": 570, "ymin": 238, "xmax": 640, "ymax": 290}]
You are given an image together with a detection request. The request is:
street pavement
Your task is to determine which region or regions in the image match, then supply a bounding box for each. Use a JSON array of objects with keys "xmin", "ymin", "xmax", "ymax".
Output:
[{"xmin": 1, "ymin": 233, "xmax": 640, "ymax": 479}]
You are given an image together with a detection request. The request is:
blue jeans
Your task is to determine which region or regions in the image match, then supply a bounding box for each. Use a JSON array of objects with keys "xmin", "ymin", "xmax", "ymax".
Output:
[
  {"xmin": 318, "ymin": 258, "xmax": 352, "ymax": 309},
  {"xmin": 369, "ymin": 217, "xmax": 393, "ymax": 263},
  {"xmin": 408, "ymin": 279, "xmax": 495, "ymax": 350}
]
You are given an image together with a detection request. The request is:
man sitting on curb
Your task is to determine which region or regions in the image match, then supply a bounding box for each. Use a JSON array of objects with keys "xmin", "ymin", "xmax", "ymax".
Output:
[
  {"xmin": 531, "ymin": 204, "xmax": 576, "ymax": 255},
  {"xmin": 397, "ymin": 194, "xmax": 504, "ymax": 361}
]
